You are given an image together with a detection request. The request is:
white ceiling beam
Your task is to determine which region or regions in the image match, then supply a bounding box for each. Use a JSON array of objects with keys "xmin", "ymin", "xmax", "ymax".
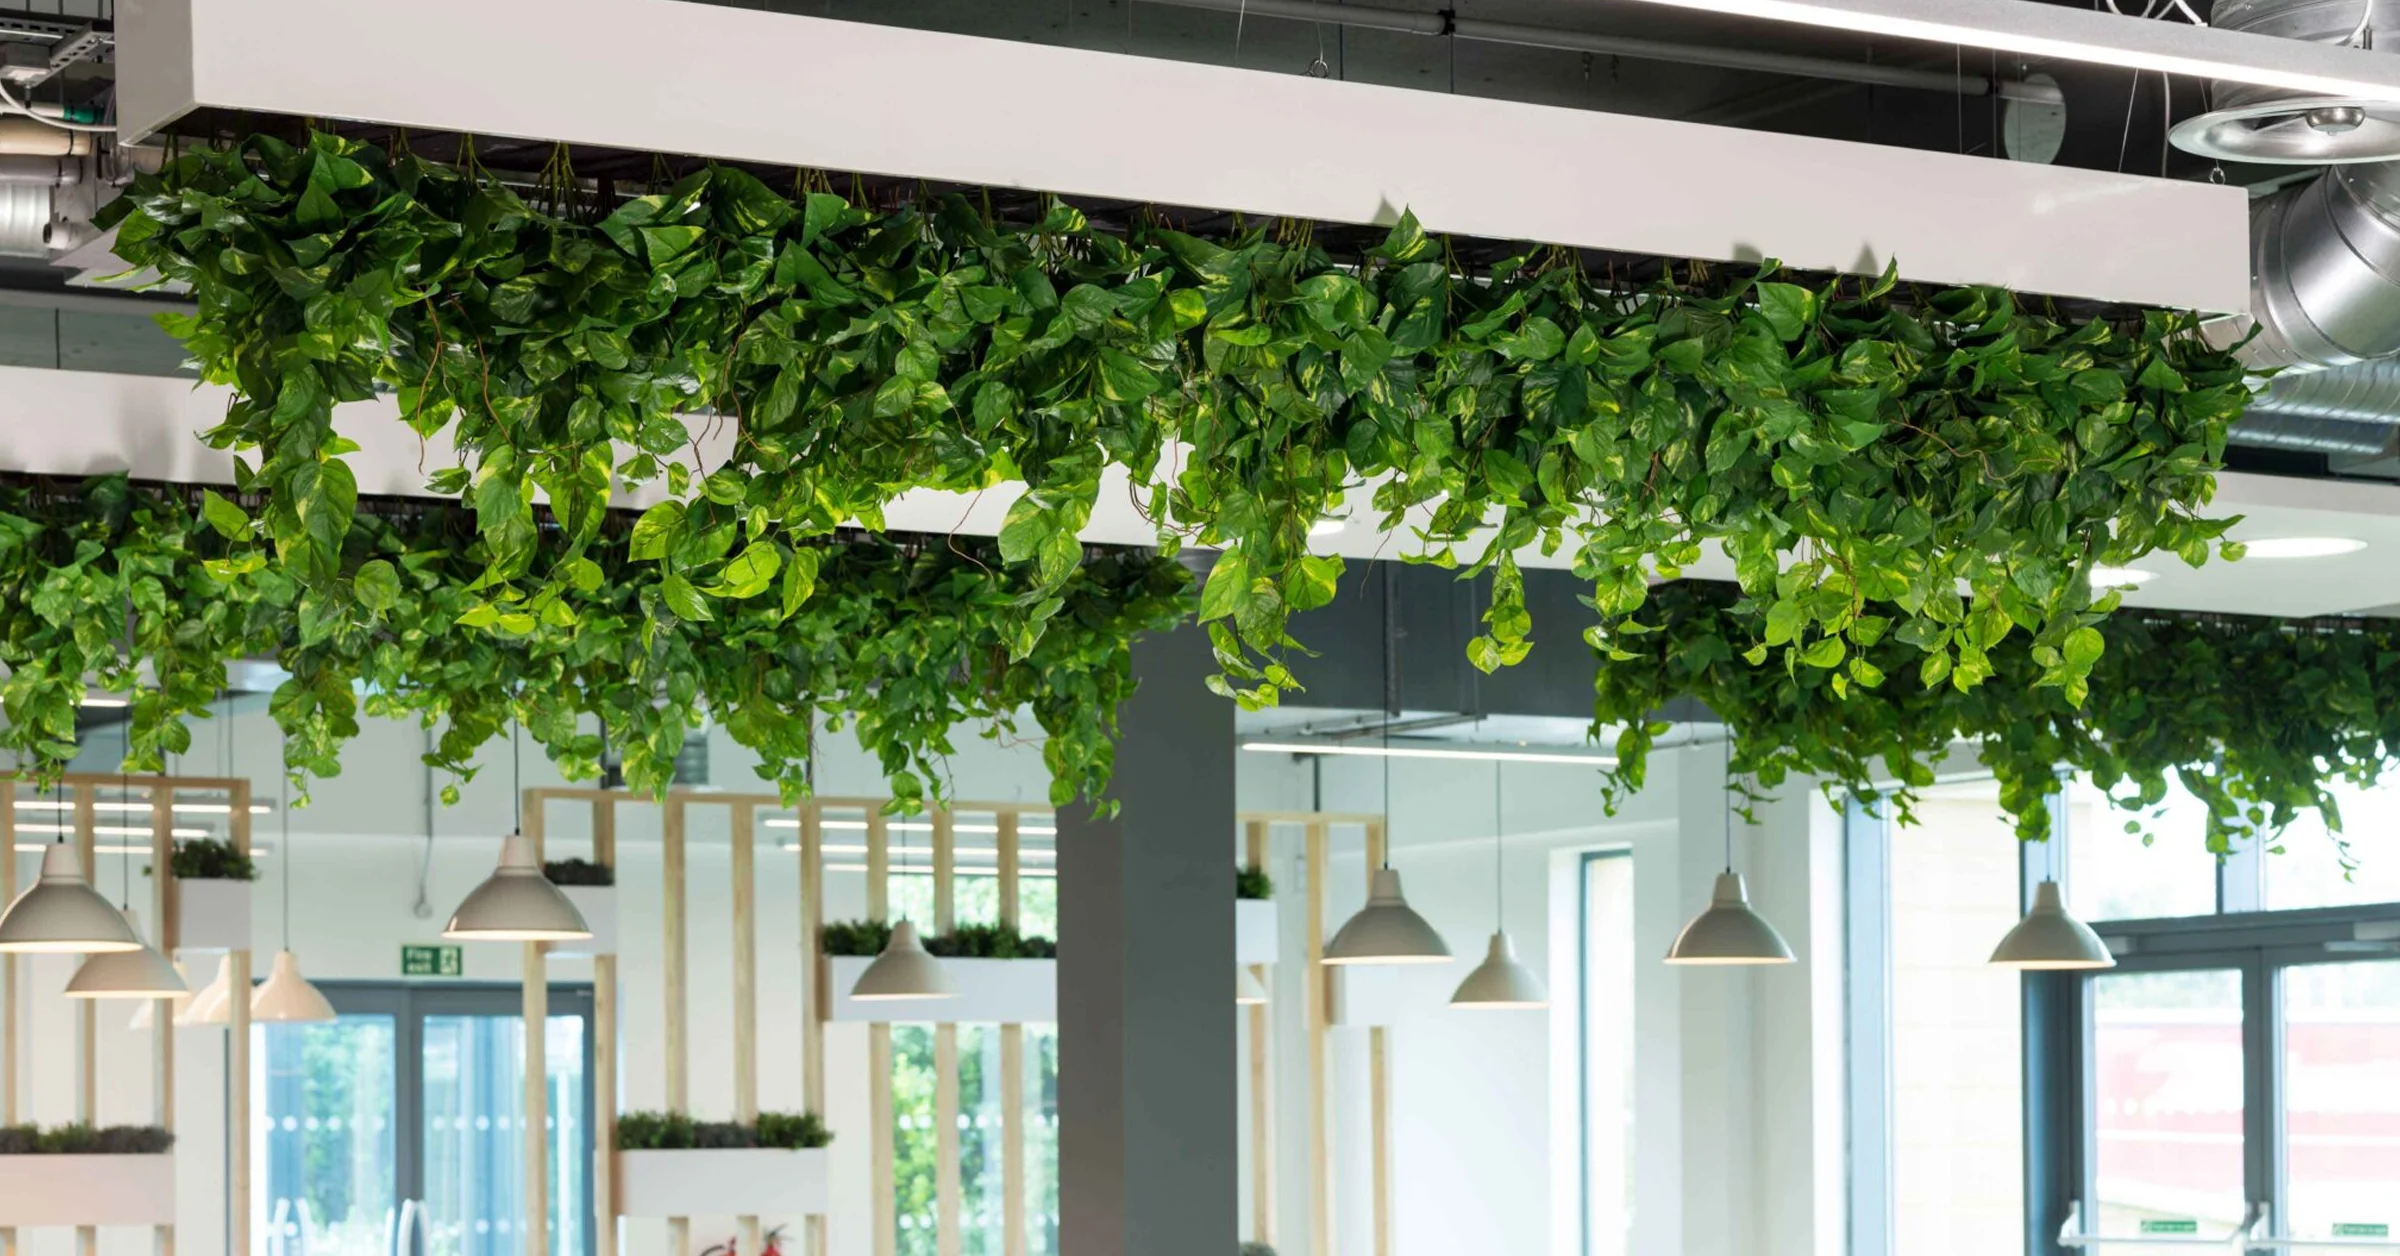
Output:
[{"xmin": 117, "ymin": 0, "xmax": 2246, "ymax": 311}]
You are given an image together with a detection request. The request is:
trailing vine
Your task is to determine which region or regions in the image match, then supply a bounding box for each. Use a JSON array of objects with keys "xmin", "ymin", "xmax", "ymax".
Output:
[
  {"xmin": 0, "ymin": 474, "xmax": 1191, "ymax": 807},
  {"xmin": 100, "ymin": 130, "xmax": 2250, "ymax": 716},
  {"xmin": 1594, "ymin": 581, "xmax": 2400, "ymax": 856}
]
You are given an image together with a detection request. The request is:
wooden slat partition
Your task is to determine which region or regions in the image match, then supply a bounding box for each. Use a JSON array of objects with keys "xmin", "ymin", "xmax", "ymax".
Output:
[
  {"xmin": 1302, "ymin": 818, "xmax": 1333, "ymax": 1256},
  {"xmin": 1242, "ymin": 818, "xmax": 1275, "ymax": 1250},
  {"xmin": 932, "ymin": 811, "xmax": 961, "ymax": 1256},
  {"xmin": 591, "ymin": 798, "xmax": 618, "ymax": 1256},
  {"xmin": 995, "ymin": 813, "xmax": 1026, "ymax": 1256},
  {"xmin": 522, "ymin": 800, "xmax": 549, "ymax": 1256},
  {"xmin": 663, "ymin": 798, "xmax": 689, "ymax": 1256},
  {"xmin": 798, "ymin": 806, "xmax": 828, "ymax": 1256},
  {"xmin": 150, "ymin": 788, "xmax": 175, "ymax": 1256},
  {"xmin": 866, "ymin": 812, "xmax": 895, "ymax": 1256},
  {"xmin": 732, "ymin": 804, "xmax": 762, "ymax": 1256},
  {"xmin": 227, "ymin": 777, "xmax": 253, "ymax": 1256},
  {"xmin": 1363, "ymin": 819, "xmax": 1394, "ymax": 1256},
  {"xmin": 73, "ymin": 785, "xmax": 96, "ymax": 1256}
]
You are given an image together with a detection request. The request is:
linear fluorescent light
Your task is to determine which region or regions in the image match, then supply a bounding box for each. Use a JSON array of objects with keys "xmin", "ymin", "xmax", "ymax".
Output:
[
  {"xmin": 1604, "ymin": 0, "xmax": 2400, "ymax": 102},
  {"xmin": 801, "ymin": 843, "xmax": 1055, "ymax": 860},
  {"xmin": 823, "ymin": 863, "xmax": 1059, "ymax": 879},
  {"xmin": 77, "ymin": 696, "xmax": 128, "ymax": 709},
  {"xmin": 12, "ymin": 800, "xmax": 273, "ymax": 816},
  {"xmin": 1241, "ymin": 741, "xmax": 1615, "ymax": 766},
  {"xmin": 14, "ymin": 824, "xmax": 212, "ymax": 840},
  {"xmin": 761, "ymin": 818, "xmax": 1057, "ymax": 836}
]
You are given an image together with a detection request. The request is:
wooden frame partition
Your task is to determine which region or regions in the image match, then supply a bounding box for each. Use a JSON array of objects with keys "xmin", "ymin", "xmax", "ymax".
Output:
[
  {"xmin": 0, "ymin": 771, "xmax": 251, "ymax": 1256},
  {"xmin": 1234, "ymin": 809, "xmax": 1393, "ymax": 1256}
]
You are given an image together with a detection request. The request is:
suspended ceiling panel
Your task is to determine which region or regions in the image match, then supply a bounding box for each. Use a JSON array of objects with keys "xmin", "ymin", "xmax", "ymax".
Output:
[{"xmin": 116, "ymin": 0, "xmax": 2246, "ymax": 310}]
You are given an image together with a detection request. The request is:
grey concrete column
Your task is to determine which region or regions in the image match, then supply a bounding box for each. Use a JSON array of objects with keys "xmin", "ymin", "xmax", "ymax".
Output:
[{"xmin": 1057, "ymin": 617, "xmax": 1236, "ymax": 1256}]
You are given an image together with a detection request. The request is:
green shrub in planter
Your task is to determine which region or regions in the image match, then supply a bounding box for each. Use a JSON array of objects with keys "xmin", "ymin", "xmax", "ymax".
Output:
[
  {"xmin": 541, "ymin": 858, "xmax": 614, "ymax": 887},
  {"xmin": 0, "ymin": 1123, "xmax": 174, "ymax": 1154},
  {"xmin": 615, "ymin": 1111, "xmax": 830, "ymax": 1150},
  {"xmin": 1236, "ymin": 865, "xmax": 1273, "ymax": 901},
  {"xmin": 167, "ymin": 838, "xmax": 256, "ymax": 882},
  {"xmin": 820, "ymin": 920, "xmax": 1055, "ymax": 958}
]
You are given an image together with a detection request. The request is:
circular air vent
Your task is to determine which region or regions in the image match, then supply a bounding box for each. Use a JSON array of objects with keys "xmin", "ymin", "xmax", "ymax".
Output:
[{"xmin": 2171, "ymin": 97, "xmax": 2400, "ymax": 164}]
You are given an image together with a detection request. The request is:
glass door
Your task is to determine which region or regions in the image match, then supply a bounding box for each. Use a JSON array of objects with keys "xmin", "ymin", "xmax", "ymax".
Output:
[
  {"xmin": 255, "ymin": 984, "xmax": 593, "ymax": 1256},
  {"xmin": 2277, "ymin": 958, "xmax": 2400, "ymax": 1247},
  {"xmin": 2085, "ymin": 966, "xmax": 2252, "ymax": 1247}
]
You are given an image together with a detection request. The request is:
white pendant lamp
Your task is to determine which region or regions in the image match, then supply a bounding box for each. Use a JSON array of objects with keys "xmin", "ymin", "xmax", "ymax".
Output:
[
  {"xmin": 849, "ymin": 919, "xmax": 958, "ymax": 1001},
  {"xmin": 251, "ymin": 773, "xmax": 336, "ymax": 1022},
  {"xmin": 1991, "ymin": 882, "xmax": 2115, "ymax": 971},
  {"xmin": 65, "ymin": 908, "xmax": 189, "ymax": 998},
  {"xmin": 1236, "ymin": 965, "xmax": 1268, "ymax": 1006},
  {"xmin": 1324, "ymin": 616, "xmax": 1452, "ymax": 967},
  {"xmin": 1666, "ymin": 741, "xmax": 1795, "ymax": 966},
  {"xmin": 177, "ymin": 954, "xmax": 234, "ymax": 1027},
  {"xmin": 251, "ymin": 950, "xmax": 338, "ymax": 1022},
  {"xmin": 444, "ymin": 832, "xmax": 591, "ymax": 940},
  {"xmin": 1453, "ymin": 762, "xmax": 1548, "ymax": 1008},
  {"xmin": 445, "ymin": 725, "xmax": 590, "ymax": 941},
  {"xmin": 0, "ymin": 840, "xmax": 144, "ymax": 954}
]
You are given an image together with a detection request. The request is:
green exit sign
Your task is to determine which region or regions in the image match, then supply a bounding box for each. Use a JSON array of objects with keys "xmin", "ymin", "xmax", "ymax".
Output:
[
  {"xmin": 401, "ymin": 944, "xmax": 463, "ymax": 977},
  {"xmin": 2139, "ymin": 1220, "xmax": 2199, "ymax": 1235},
  {"xmin": 2335, "ymin": 1224, "xmax": 2392, "ymax": 1238}
]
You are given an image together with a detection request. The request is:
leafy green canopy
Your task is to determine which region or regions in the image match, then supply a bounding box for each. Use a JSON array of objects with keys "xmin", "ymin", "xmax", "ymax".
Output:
[
  {"xmin": 0, "ymin": 474, "xmax": 1190, "ymax": 805},
  {"xmin": 100, "ymin": 131, "xmax": 2247, "ymax": 716},
  {"xmin": 1599, "ymin": 582, "xmax": 2400, "ymax": 854}
]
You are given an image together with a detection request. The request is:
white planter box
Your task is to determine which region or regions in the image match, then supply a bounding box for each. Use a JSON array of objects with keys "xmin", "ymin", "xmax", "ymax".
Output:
[
  {"xmin": 1235, "ymin": 899, "xmax": 1279, "ymax": 967},
  {"xmin": 176, "ymin": 879, "xmax": 252, "ymax": 952},
  {"xmin": 0, "ymin": 1154, "xmax": 176, "ymax": 1225},
  {"xmin": 824, "ymin": 956, "xmax": 1055, "ymax": 1024},
  {"xmin": 616, "ymin": 1148, "xmax": 827, "ymax": 1218},
  {"xmin": 550, "ymin": 885, "xmax": 617, "ymax": 957}
]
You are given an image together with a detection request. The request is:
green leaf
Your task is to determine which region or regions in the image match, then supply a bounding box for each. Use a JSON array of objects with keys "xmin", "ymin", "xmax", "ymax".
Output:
[
  {"xmin": 201, "ymin": 490, "xmax": 251, "ymax": 541},
  {"xmin": 353, "ymin": 559, "xmax": 401, "ymax": 612},
  {"xmin": 659, "ymin": 572, "xmax": 712, "ymax": 621},
  {"xmin": 629, "ymin": 501, "xmax": 685, "ymax": 562}
]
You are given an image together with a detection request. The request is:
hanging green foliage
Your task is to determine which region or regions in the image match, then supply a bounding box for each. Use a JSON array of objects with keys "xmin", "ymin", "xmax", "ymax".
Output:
[
  {"xmin": 0, "ymin": 474, "xmax": 1191, "ymax": 807},
  {"xmin": 1593, "ymin": 581, "xmax": 2400, "ymax": 856},
  {"xmin": 99, "ymin": 130, "xmax": 2249, "ymax": 716}
]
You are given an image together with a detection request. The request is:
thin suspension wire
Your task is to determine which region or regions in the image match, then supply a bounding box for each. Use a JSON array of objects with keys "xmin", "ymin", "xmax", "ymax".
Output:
[
  {"xmin": 1722, "ymin": 734, "xmax": 1734, "ymax": 871},
  {"xmin": 280, "ymin": 764, "xmax": 292, "ymax": 952},
  {"xmin": 1491, "ymin": 761, "xmax": 1505, "ymax": 923},
  {"xmin": 511, "ymin": 716, "xmax": 522, "ymax": 834}
]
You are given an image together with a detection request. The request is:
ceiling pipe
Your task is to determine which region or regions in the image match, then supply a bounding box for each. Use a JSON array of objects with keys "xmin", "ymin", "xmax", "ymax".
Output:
[{"xmin": 1134, "ymin": 0, "xmax": 2064, "ymax": 104}]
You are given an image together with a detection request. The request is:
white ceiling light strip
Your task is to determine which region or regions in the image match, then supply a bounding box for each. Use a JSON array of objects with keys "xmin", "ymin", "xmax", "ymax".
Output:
[{"xmin": 1601, "ymin": 0, "xmax": 2400, "ymax": 101}]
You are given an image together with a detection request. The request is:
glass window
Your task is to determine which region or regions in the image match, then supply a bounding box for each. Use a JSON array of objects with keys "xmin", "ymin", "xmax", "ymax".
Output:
[
  {"xmin": 1579, "ymin": 852, "xmax": 1634, "ymax": 1256},
  {"xmin": 259, "ymin": 1015, "xmax": 397, "ymax": 1256},
  {"xmin": 419, "ymin": 1013, "xmax": 586, "ymax": 1256},
  {"xmin": 2282, "ymin": 960, "xmax": 2400, "ymax": 1242},
  {"xmin": 2261, "ymin": 781, "xmax": 2400, "ymax": 911},
  {"xmin": 2065, "ymin": 777, "xmax": 2221, "ymax": 922},
  {"xmin": 2090, "ymin": 969, "xmax": 2246, "ymax": 1242},
  {"xmin": 1887, "ymin": 780, "xmax": 2024, "ymax": 1256}
]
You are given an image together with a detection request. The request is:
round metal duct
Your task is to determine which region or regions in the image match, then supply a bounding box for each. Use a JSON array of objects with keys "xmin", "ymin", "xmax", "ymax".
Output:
[{"xmin": 2171, "ymin": 0, "xmax": 2400, "ymax": 164}]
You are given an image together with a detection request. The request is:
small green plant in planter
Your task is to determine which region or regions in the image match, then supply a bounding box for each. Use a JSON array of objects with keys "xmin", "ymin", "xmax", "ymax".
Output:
[
  {"xmin": 541, "ymin": 858, "xmax": 614, "ymax": 887},
  {"xmin": 0, "ymin": 1124, "xmax": 175, "ymax": 1154},
  {"xmin": 1236, "ymin": 865, "xmax": 1273, "ymax": 901},
  {"xmin": 168, "ymin": 838, "xmax": 255, "ymax": 881},
  {"xmin": 615, "ymin": 1111, "xmax": 831, "ymax": 1150},
  {"xmin": 819, "ymin": 921, "xmax": 1056, "ymax": 958},
  {"xmin": 1240, "ymin": 1244, "xmax": 1277, "ymax": 1256}
]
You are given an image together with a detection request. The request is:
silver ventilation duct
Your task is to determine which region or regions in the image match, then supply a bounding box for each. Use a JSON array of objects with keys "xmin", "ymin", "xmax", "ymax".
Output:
[{"xmin": 2172, "ymin": 0, "xmax": 2400, "ymax": 164}]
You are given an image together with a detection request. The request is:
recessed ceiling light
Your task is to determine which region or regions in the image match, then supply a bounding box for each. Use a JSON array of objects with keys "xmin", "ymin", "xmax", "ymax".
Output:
[
  {"xmin": 2243, "ymin": 536, "xmax": 2368, "ymax": 559},
  {"xmin": 1241, "ymin": 741, "xmax": 1614, "ymax": 766},
  {"xmin": 2089, "ymin": 565, "xmax": 2158, "ymax": 586},
  {"xmin": 1310, "ymin": 518, "xmax": 1348, "ymax": 537}
]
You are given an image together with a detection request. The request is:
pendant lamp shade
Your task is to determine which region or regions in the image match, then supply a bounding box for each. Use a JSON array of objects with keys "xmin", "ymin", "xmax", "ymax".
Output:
[
  {"xmin": 1236, "ymin": 965, "xmax": 1268, "ymax": 1006},
  {"xmin": 1323, "ymin": 868, "xmax": 1452, "ymax": 965},
  {"xmin": 0, "ymin": 843, "xmax": 144, "ymax": 954},
  {"xmin": 1665, "ymin": 872, "xmax": 1796, "ymax": 965},
  {"xmin": 251, "ymin": 950, "xmax": 338, "ymax": 1022},
  {"xmin": 849, "ymin": 920, "xmax": 958, "ymax": 1000},
  {"xmin": 444, "ymin": 833, "xmax": 591, "ymax": 941},
  {"xmin": 178, "ymin": 954, "xmax": 235, "ymax": 1027},
  {"xmin": 64, "ymin": 909, "xmax": 188, "ymax": 998},
  {"xmin": 1450, "ymin": 930, "xmax": 1550, "ymax": 1008},
  {"xmin": 1990, "ymin": 880, "xmax": 2116, "ymax": 970}
]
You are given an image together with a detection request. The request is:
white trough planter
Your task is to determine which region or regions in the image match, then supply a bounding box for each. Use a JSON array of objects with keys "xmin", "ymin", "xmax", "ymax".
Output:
[
  {"xmin": 1235, "ymin": 899, "xmax": 1279, "ymax": 966},
  {"xmin": 615, "ymin": 1148, "xmax": 828, "ymax": 1218},
  {"xmin": 0, "ymin": 1155, "xmax": 176, "ymax": 1225},
  {"xmin": 549, "ymin": 885, "xmax": 616, "ymax": 957},
  {"xmin": 176, "ymin": 879, "xmax": 252, "ymax": 952},
  {"xmin": 823, "ymin": 956, "xmax": 1056, "ymax": 1024}
]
